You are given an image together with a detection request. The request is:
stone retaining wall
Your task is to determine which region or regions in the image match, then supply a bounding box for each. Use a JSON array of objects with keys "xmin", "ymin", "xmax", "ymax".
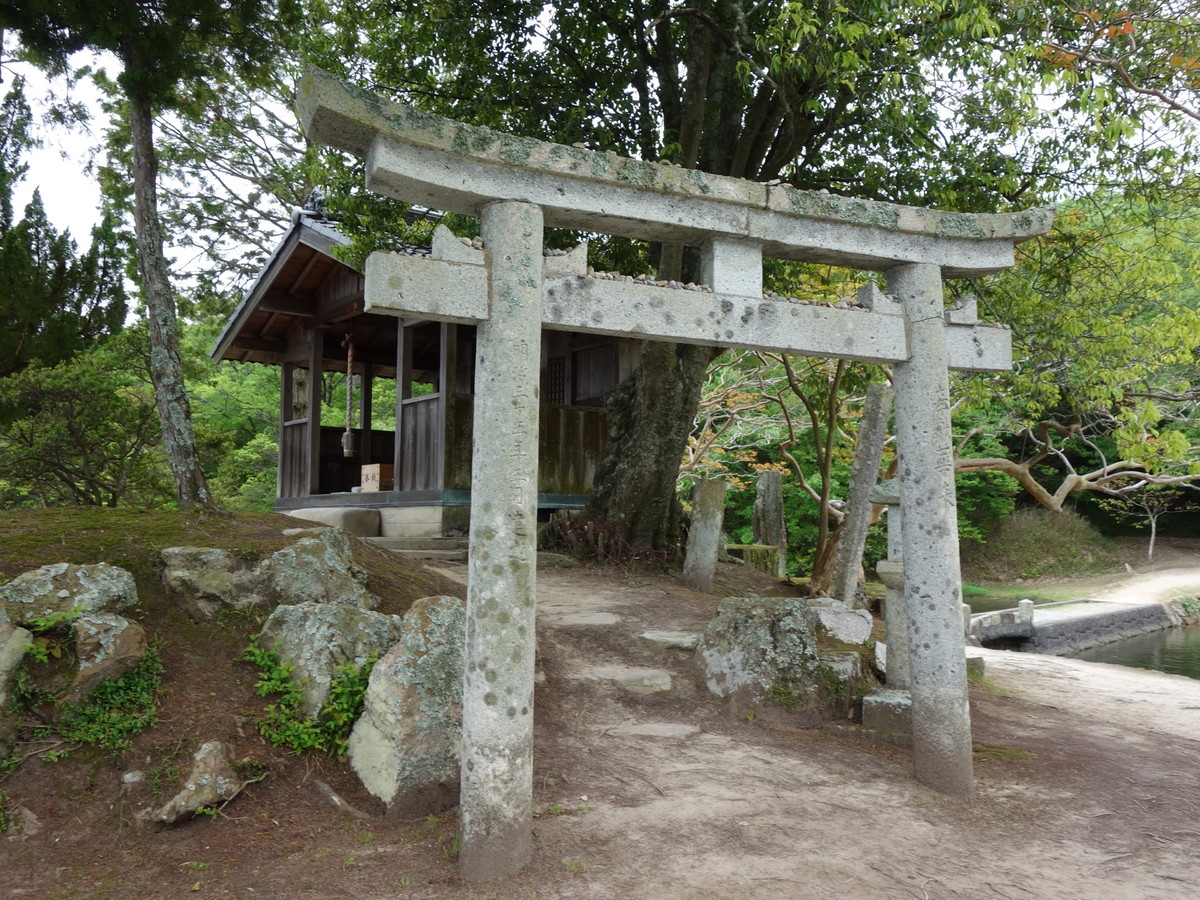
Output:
[{"xmin": 1030, "ymin": 603, "xmax": 1176, "ymax": 656}]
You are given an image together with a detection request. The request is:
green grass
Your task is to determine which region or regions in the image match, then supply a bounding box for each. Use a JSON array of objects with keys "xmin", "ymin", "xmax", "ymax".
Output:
[{"xmin": 960, "ymin": 507, "xmax": 1121, "ymax": 584}]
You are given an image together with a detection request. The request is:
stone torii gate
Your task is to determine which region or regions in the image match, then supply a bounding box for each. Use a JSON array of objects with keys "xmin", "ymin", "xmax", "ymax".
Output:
[{"xmin": 297, "ymin": 69, "xmax": 1053, "ymax": 882}]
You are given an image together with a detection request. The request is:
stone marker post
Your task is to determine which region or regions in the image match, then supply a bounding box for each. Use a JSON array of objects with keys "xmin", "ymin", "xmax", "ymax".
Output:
[
  {"xmin": 752, "ymin": 470, "xmax": 787, "ymax": 577},
  {"xmin": 458, "ymin": 201, "xmax": 544, "ymax": 881},
  {"xmin": 831, "ymin": 384, "xmax": 893, "ymax": 607},
  {"xmin": 870, "ymin": 479, "xmax": 910, "ymax": 689},
  {"xmin": 683, "ymin": 478, "xmax": 728, "ymax": 592},
  {"xmin": 888, "ymin": 262, "xmax": 974, "ymax": 797}
]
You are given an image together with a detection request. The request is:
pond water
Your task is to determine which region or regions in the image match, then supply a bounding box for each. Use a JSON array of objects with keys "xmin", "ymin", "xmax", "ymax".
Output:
[{"xmin": 1072, "ymin": 624, "xmax": 1200, "ymax": 681}]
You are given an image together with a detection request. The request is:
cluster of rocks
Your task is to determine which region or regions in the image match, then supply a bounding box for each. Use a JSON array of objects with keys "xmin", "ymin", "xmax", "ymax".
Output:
[
  {"xmin": 1, "ymin": 562, "xmax": 145, "ymax": 741},
  {"xmin": 457, "ymin": 235, "xmax": 486, "ymax": 250},
  {"xmin": 761, "ymin": 289, "xmax": 868, "ymax": 310},
  {"xmin": 3, "ymin": 521, "xmax": 877, "ymax": 832},
  {"xmin": 0, "ymin": 526, "xmax": 467, "ymax": 828}
]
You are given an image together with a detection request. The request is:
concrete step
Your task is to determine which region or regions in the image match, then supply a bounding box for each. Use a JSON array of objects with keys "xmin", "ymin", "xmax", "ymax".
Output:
[
  {"xmin": 639, "ymin": 630, "xmax": 700, "ymax": 651},
  {"xmin": 394, "ymin": 548, "xmax": 469, "ymax": 563},
  {"xmin": 572, "ymin": 665, "xmax": 674, "ymax": 695},
  {"xmin": 603, "ymin": 721, "xmax": 700, "ymax": 739},
  {"xmin": 548, "ymin": 612, "xmax": 622, "ymax": 629}
]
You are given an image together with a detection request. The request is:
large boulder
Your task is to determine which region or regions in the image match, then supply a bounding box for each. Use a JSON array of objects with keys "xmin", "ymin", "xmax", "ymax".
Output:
[
  {"xmin": 258, "ymin": 602, "xmax": 405, "ymax": 717},
  {"xmin": 695, "ymin": 597, "xmax": 862, "ymax": 722},
  {"xmin": 348, "ymin": 595, "xmax": 466, "ymax": 816},
  {"xmin": 261, "ymin": 529, "xmax": 376, "ymax": 610},
  {"xmin": 159, "ymin": 547, "xmax": 267, "ymax": 621},
  {"xmin": 1, "ymin": 562, "xmax": 137, "ymax": 624},
  {"xmin": 160, "ymin": 528, "xmax": 378, "ymax": 621}
]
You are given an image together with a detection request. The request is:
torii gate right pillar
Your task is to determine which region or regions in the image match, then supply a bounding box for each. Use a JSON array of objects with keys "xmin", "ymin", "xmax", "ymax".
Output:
[{"xmin": 888, "ymin": 262, "xmax": 974, "ymax": 796}]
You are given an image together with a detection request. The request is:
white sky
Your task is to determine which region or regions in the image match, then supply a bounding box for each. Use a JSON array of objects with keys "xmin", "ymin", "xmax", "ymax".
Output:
[{"xmin": 6, "ymin": 52, "xmax": 111, "ymax": 248}]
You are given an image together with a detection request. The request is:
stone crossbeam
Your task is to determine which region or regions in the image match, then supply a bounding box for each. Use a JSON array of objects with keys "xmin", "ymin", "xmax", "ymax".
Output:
[
  {"xmin": 298, "ymin": 68, "xmax": 1052, "ymax": 279},
  {"xmin": 364, "ymin": 245, "xmax": 1012, "ymax": 371}
]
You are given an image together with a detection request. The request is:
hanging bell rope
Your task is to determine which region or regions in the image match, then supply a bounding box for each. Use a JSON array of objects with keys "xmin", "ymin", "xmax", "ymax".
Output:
[{"xmin": 341, "ymin": 332, "xmax": 358, "ymax": 458}]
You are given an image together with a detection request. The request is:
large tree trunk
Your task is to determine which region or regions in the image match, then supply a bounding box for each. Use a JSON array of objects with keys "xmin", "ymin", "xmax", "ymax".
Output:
[
  {"xmin": 127, "ymin": 89, "xmax": 217, "ymax": 510},
  {"xmin": 585, "ymin": 341, "xmax": 717, "ymax": 550}
]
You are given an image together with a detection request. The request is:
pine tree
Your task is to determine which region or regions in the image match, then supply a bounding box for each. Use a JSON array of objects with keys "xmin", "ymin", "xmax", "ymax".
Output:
[
  {"xmin": 0, "ymin": 80, "xmax": 127, "ymax": 377},
  {"xmin": 0, "ymin": 0, "xmax": 298, "ymax": 509}
]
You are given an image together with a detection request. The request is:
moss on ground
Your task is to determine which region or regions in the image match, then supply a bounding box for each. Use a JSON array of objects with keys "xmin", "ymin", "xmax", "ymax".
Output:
[{"xmin": 0, "ymin": 508, "xmax": 464, "ymax": 616}]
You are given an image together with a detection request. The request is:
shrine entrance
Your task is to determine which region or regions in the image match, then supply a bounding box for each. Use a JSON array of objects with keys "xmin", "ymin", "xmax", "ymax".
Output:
[{"xmin": 297, "ymin": 68, "xmax": 1053, "ymax": 881}]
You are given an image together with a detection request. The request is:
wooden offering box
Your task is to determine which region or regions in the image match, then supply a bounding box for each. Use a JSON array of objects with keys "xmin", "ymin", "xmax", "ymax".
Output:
[{"xmin": 360, "ymin": 464, "xmax": 394, "ymax": 492}]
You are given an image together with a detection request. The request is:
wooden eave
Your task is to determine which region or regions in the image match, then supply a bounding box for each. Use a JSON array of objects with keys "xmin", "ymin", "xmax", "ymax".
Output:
[{"xmin": 210, "ymin": 215, "xmax": 406, "ymax": 376}]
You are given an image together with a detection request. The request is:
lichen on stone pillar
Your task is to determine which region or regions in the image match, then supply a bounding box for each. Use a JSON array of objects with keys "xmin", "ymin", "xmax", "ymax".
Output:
[
  {"xmin": 888, "ymin": 261, "xmax": 974, "ymax": 798},
  {"xmin": 458, "ymin": 200, "xmax": 544, "ymax": 881}
]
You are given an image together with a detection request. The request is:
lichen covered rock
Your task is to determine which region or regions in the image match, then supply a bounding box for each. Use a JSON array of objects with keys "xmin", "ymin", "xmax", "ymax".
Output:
[
  {"xmin": 0, "ymin": 617, "xmax": 32, "ymax": 742},
  {"xmin": 64, "ymin": 614, "xmax": 148, "ymax": 705},
  {"xmin": 695, "ymin": 596, "xmax": 861, "ymax": 721},
  {"xmin": 141, "ymin": 740, "xmax": 245, "ymax": 827},
  {"xmin": 160, "ymin": 528, "xmax": 378, "ymax": 621},
  {"xmin": 807, "ymin": 598, "xmax": 873, "ymax": 645},
  {"xmin": 348, "ymin": 594, "xmax": 466, "ymax": 816},
  {"xmin": 159, "ymin": 547, "xmax": 266, "ymax": 621},
  {"xmin": 261, "ymin": 529, "xmax": 376, "ymax": 610},
  {"xmin": 1, "ymin": 562, "xmax": 137, "ymax": 624},
  {"xmin": 258, "ymin": 602, "xmax": 405, "ymax": 717}
]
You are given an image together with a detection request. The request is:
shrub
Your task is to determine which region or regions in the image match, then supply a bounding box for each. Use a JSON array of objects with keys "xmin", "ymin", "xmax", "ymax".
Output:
[{"xmin": 243, "ymin": 640, "xmax": 376, "ymax": 757}]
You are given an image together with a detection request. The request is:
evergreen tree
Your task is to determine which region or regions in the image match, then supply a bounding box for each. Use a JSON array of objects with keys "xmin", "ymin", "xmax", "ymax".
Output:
[
  {"xmin": 0, "ymin": 0, "xmax": 299, "ymax": 509},
  {"xmin": 0, "ymin": 80, "xmax": 127, "ymax": 377}
]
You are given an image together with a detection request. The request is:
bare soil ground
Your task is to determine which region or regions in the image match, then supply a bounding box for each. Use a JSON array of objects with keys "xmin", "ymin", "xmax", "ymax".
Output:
[{"xmin": 3, "ymin": 540, "xmax": 1199, "ymax": 899}]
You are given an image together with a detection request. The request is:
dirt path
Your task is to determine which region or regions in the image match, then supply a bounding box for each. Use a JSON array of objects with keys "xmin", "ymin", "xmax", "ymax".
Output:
[
  {"xmin": 518, "ymin": 566, "xmax": 1200, "ymax": 900},
  {"xmin": 3, "ymin": 557, "xmax": 1198, "ymax": 899},
  {"xmin": 1093, "ymin": 565, "xmax": 1200, "ymax": 605}
]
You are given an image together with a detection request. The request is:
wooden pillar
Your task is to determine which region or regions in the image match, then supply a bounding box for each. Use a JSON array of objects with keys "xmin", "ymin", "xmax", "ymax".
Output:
[
  {"xmin": 394, "ymin": 320, "xmax": 410, "ymax": 488},
  {"xmin": 360, "ymin": 363, "xmax": 374, "ymax": 464},
  {"xmin": 279, "ymin": 361, "xmax": 294, "ymax": 500},
  {"xmin": 436, "ymin": 321, "xmax": 454, "ymax": 490},
  {"xmin": 305, "ymin": 328, "xmax": 324, "ymax": 496}
]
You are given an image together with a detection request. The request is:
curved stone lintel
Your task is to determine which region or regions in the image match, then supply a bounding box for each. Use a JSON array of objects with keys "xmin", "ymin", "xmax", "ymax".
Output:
[{"xmin": 298, "ymin": 68, "xmax": 1053, "ymax": 278}]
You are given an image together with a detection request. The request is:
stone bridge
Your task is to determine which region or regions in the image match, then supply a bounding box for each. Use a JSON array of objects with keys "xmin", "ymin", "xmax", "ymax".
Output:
[
  {"xmin": 969, "ymin": 602, "xmax": 1036, "ymax": 648},
  {"xmin": 969, "ymin": 598, "xmax": 1180, "ymax": 655}
]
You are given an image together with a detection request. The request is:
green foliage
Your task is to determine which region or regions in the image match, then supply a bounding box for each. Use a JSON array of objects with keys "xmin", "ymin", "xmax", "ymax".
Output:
[
  {"xmin": 22, "ymin": 604, "xmax": 85, "ymax": 663},
  {"xmin": 0, "ymin": 1, "xmax": 302, "ymax": 108},
  {"xmin": 964, "ymin": 192, "xmax": 1200, "ymax": 432},
  {"xmin": 1031, "ymin": 1, "xmax": 1200, "ymax": 139},
  {"xmin": 186, "ymin": 345, "xmax": 283, "ymax": 511},
  {"xmin": 959, "ymin": 507, "xmax": 1119, "ymax": 581},
  {"xmin": 954, "ymin": 435, "xmax": 1022, "ymax": 545},
  {"xmin": 0, "ymin": 327, "xmax": 172, "ymax": 508},
  {"xmin": 0, "ymin": 81, "xmax": 128, "ymax": 378},
  {"xmin": 6, "ymin": 646, "xmax": 165, "ymax": 768},
  {"xmin": 55, "ymin": 648, "xmax": 164, "ymax": 753},
  {"xmin": 1180, "ymin": 596, "xmax": 1200, "ymax": 617},
  {"xmin": 243, "ymin": 639, "xmax": 376, "ymax": 757}
]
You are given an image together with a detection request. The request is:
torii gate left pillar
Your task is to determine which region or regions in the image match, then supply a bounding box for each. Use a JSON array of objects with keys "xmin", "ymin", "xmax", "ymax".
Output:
[{"xmin": 457, "ymin": 201, "xmax": 544, "ymax": 880}]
